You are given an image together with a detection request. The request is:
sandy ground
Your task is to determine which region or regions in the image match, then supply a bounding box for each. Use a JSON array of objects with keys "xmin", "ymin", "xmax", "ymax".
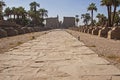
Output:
[
  {"xmin": 0, "ymin": 30, "xmax": 51, "ymax": 54},
  {"xmin": 0, "ymin": 29, "xmax": 120, "ymax": 80},
  {"xmin": 66, "ymin": 29, "xmax": 120, "ymax": 69}
]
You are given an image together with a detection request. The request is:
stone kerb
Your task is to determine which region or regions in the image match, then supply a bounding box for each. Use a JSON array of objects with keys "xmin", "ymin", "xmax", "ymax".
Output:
[
  {"xmin": 0, "ymin": 28, "xmax": 7, "ymax": 38},
  {"xmin": 98, "ymin": 27, "xmax": 111, "ymax": 38},
  {"xmin": 108, "ymin": 27, "xmax": 120, "ymax": 40}
]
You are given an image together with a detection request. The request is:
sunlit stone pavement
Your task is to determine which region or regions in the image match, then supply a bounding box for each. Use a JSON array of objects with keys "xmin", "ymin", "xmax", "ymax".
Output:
[{"xmin": 0, "ymin": 29, "xmax": 120, "ymax": 80}]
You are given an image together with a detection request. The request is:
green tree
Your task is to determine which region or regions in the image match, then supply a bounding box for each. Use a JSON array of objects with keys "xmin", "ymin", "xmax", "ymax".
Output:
[
  {"xmin": 87, "ymin": 3, "xmax": 97, "ymax": 26},
  {"xmin": 39, "ymin": 8, "xmax": 48, "ymax": 18},
  {"xmin": 30, "ymin": 1, "xmax": 40, "ymax": 12},
  {"xmin": 29, "ymin": 1, "xmax": 40, "ymax": 26},
  {"xmin": 112, "ymin": 0, "xmax": 120, "ymax": 26},
  {"xmin": 101, "ymin": 0, "xmax": 112, "ymax": 27},
  {"xmin": 96, "ymin": 13, "xmax": 107, "ymax": 26},
  {"xmin": 0, "ymin": 0, "xmax": 6, "ymax": 20},
  {"xmin": 11, "ymin": 7, "xmax": 17, "ymax": 19},
  {"xmin": 75, "ymin": 15, "xmax": 79, "ymax": 27},
  {"xmin": 81, "ymin": 13, "xmax": 91, "ymax": 26},
  {"xmin": 4, "ymin": 7, "xmax": 11, "ymax": 19}
]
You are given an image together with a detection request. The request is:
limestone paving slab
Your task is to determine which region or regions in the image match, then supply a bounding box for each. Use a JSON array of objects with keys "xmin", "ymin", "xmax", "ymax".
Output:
[{"xmin": 0, "ymin": 29, "xmax": 120, "ymax": 80}]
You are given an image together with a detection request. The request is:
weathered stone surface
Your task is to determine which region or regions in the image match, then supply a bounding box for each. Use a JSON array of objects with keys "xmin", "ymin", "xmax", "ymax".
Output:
[
  {"xmin": 84, "ymin": 27, "xmax": 89, "ymax": 33},
  {"xmin": 0, "ymin": 28, "xmax": 7, "ymax": 38},
  {"xmin": 21, "ymin": 27, "xmax": 31, "ymax": 33},
  {"xmin": 87, "ymin": 27, "xmax": 93, "ymax": 34},
  {"xmin": 0, "ymin": 30, "xmax": 120, "ymax": 80},
  {"xmin": 98, "ymin": 27, "xmax": 111, "ymax": 38},
  {"xmin": 2, "ymin": 27, "xmax": 18, "ymax": 36},
  {"xmin": 14, "ymin": 27, "xmax": 25, "ymax": 34},
  {"xmin": 92, "ymin": 27, "xmax": 101, "ymax": 35},
  {"xmin": 108, "ymin": 27, "xmax": 120, "ymax": 40}
]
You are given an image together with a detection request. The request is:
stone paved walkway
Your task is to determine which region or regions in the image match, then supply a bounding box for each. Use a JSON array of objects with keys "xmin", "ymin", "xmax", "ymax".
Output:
[{"xmin": 0, "ymin": 30, "xmax": 120, "ymax": 80}]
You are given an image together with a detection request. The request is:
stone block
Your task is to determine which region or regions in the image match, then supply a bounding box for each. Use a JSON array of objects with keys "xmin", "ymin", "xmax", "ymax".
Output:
[
  {"xmin": 21, "ymin": 27, "xmax": 31, "ymax": 33},
  {"xmin": 2, "ymin": 27, "xmax": 18, "ymax": 36},
  {"xmin": 98, "ymin": 27, "xmax": 111, "ymax": 38},
  {"xmin": 92, "ymin": 27, "xmax": 101, "ymax": 35},
  {"xmin": 14, "ymin": 27, "xmax": 25, "ymax": 34},
  {"xmin": 108, "ymin": 27, "xmax": 120, "ymax": 40},
  {"xmin": 0, "ymin": 28, "xmax": 7, "ymax": 38},
  {"xmin": 84, "ymin": 28, "xmax": 89, "ymax": 33},
  {"xmin": 87, "ymin": 27, "xmax": 94, "ymax": 34}
]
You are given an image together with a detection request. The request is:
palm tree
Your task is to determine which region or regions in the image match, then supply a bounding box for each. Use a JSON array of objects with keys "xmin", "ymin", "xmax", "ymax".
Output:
[
  {"xmin": 30, "ymin": 1, "xmax": 40, "ymax": 12},
  {"xmin": 39, "ymin": 8, "xmax": 48, "ymax": 18},
  {"xmin": 4, "ymin": 7, "xmax": 11, "ymax": 19},
  {"xmin": 112, "ymin": 0, "xmax": 120, "ymax": 26},
  {"xmin": 75, "ymin": 15, "xmax": 79, "ymax": 27},
  {"xmin": 11, "ymin": 7, "xmax": 17, "ymax": 19},
  {"xmin": 18, "ymin": 7, "xmax": 26, "ymax": 19},
  {"xmin": 96, "ymin": 13, "xmax": 107, "ymax": 26},
  {"xmin": 29, "ymin": 1, "xmax": 40, "ymax": 26},
  {"xmin": 101, "ymin": 0, "xmax": 112, "ymax": 27},
  {"xmin": 0, "ymin": 0, "xmax": 6, "ymax": 20},
  {"xmin": 87, "ymin": 3, "xmax": 97, "ymax": 26},
  {"xmin": 81, "ymin": 13, "xmax": 91, "ymax": 26}
]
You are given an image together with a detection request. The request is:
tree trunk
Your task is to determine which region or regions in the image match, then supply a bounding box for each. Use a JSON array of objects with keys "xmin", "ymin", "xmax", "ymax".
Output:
[
  {"xmin": 14, "ymin": 14, "xmax": 15, "ymax": 20},
  {"xmin": 107, "ymin": 6, "xmax": 109, "ymax": 27},
  {"xmin": 109, "ymin": 6, "xmax": 112, "ymax": 27},
  {"xmin": 107, "ymin": 6, "xmax": 112, "ymax": 27},
  {"xmin": 112, "ymin": 5, "xmax": 117, "ymax": 26},
  {"xmin": 91, "ymin": 10, "xmax": 93, "ymax": 26}
]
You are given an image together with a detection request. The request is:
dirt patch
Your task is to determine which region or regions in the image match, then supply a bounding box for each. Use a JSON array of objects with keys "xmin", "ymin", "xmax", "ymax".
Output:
[
  {"xmin": 66, "ymin": 29, "xmax": 120, "ymax": 69},
  {"xmin": 0, "ymin": 30, "xmax": 50, "ymax": 54}
]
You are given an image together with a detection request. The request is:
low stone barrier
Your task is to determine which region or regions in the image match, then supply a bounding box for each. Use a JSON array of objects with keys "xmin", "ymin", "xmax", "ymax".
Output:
[
  {"xmin": 21, "ymin": 27, "xmax": 31, "ymax": 33},
  {"xmin": 2, "ymin": 27, "xmax": 18, "ymax": 36},
  {"xmin": 14, "ymin": 27, "xmax": 25, "ymax": 34},
  {"xmin": 108, "ymin": 27, "xmax": 120, "ymax": 40},
  {"xmin": 0, "ymin": 28, "xmax": 7, "ymax": 38}
]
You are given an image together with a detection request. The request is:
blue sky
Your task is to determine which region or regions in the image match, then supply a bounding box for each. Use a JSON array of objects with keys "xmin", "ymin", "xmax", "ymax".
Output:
[{"xmin": 3, "ymin": 0, "xmax": 120, "ymax": 24}]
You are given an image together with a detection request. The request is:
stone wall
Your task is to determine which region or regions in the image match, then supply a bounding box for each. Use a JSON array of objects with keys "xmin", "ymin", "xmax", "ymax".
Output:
[
  {"xmin": 62, "ymin": 17, "xmax": 75, "ymax": 28},
  {"xmin": 46, "ymin": 17, "xmax": 59, "ymax": 29}
]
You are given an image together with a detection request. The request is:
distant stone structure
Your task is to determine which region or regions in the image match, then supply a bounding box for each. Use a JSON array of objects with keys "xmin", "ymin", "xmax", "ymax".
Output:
[
  {"xmin": 46, "ymin": 17, "xmax": 59, "ymax": 29},
  {"xmin": 62, "ymin": 17, "xmax": 75, "ymax": 28}
]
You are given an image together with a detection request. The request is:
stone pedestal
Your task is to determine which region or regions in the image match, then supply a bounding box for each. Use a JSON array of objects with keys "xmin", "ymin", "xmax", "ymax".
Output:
[
  {"xmin": 92, "ymin": 27, "xmax": 100, "ymax": 35},
  {"xmin": 0, "ymin": 28, "xmax": 7, "ymax": 38},
  {"xmin": 87, "ymin": 27, "xmax": 93, "ymax": 34},
  {"xmin": 98, "ymin": 27, "xmax": 111, "ymax": 38},
  {"xmin": 21, "ymin": 27, "xmax": 31, "ymax": 33},
  {"xmin": 108, "ymin": 27, "xmax": 120, "ymax": 40},
  {"xmin": 84, "ymin": 27, "xmax": 89, "ymax": 33},
  {"xmin": 2, "ymin": 27, "xmax": 18, "ymax": 36},
  {"xmin": 14, "ymin": 27, "xmax": 25, "ymax": 34}
]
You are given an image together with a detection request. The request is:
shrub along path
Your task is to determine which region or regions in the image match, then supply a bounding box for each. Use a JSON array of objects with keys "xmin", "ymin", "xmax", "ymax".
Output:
[{"xmin": 0, "ymin": 29, "xmax": 120, "ymax": 80}]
